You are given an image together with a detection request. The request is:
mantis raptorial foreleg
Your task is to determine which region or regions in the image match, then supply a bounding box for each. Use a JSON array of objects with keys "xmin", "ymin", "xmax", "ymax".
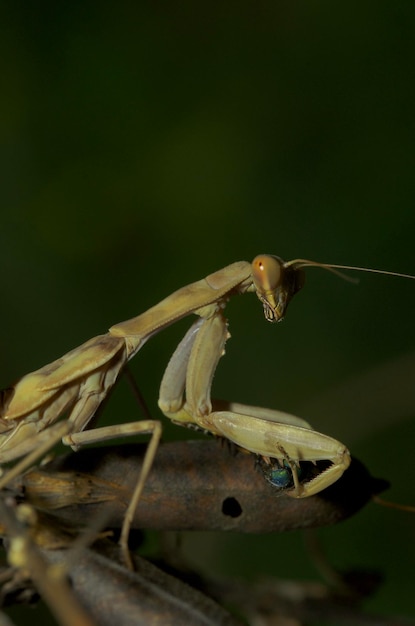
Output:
[
  {"xmin": 158, "ymin": 305, "xmax": 350, "ymax": 496},
  {"xmin": 1, "ymin": 255, "xmax": 414, "ymax": 567}
]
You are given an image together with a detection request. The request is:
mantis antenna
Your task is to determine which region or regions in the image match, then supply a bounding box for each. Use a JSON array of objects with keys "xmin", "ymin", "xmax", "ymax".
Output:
[{"xmin": 285, "ymin": 258, "xmax": 415, "ymax": 282}]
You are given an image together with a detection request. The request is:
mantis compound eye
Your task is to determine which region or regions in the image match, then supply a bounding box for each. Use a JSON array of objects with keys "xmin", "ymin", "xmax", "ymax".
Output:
[{"xmin": 251, "ymin": 255, "xmax": 284, "ymax": 294}]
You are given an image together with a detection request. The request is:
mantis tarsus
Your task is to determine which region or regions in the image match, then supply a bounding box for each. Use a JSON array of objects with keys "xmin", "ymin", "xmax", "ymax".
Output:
[{"xmin": 0, "ymin": 254, "xmax": 413, "ymax": 568}]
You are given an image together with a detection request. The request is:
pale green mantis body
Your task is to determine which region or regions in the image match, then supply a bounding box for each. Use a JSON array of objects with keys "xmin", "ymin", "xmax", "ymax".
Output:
[{"xmin": 0, "ymin": 255, "xmax": 413, "ymax": 567}]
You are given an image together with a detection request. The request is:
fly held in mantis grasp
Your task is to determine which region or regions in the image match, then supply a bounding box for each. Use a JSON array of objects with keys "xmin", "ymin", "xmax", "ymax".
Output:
[{"xmin": 0, "ymin": 254, "xmax": 413, "ymax": 567}]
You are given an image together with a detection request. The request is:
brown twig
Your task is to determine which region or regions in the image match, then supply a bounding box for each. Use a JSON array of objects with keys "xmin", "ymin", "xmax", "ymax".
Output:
[{"xmin": 14, "ymin": 440, "xmax": 386, "ymax": 533}]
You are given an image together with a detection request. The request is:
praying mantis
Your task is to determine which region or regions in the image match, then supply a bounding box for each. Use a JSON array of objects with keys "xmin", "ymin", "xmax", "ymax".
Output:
[{"xmin": 0, "ymin": 254, "xmax": 413, "ymax": 568}]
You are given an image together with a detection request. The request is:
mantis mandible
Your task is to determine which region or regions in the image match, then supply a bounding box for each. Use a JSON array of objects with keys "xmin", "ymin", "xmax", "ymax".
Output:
[{"xmin": 0, "ymin": 254, "xmax": 413, "ymax": 567}]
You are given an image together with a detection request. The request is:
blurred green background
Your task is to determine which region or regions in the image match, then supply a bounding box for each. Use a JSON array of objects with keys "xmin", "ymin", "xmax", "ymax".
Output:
[{"xmin": 2, "ymin": 2, "xmax": 415, "ymax": 623}]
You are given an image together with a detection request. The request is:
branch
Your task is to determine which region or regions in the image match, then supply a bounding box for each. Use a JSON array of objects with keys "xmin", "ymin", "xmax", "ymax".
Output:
[{"xmin": 13, "ymin": 440, "xmax": 386, "ymax": 533}]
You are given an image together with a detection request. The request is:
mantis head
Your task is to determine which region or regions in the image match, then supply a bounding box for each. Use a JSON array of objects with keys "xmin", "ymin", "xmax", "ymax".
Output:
[
  {"xmin": 251, "ymin": 255, "xmax": 305, "ymax": 322},
  {"xmin": 252, "ymin": 254, "xmax": 415, "ymax": 324}
]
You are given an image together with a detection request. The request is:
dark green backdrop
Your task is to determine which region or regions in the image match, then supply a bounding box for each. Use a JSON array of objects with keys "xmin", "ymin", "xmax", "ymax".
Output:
[{"xmin": 2, "ymin": 2, "xmax": 415, "ymax": 623}]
